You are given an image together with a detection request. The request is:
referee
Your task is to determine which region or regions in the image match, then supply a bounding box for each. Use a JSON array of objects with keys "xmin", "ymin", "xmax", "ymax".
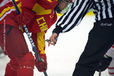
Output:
[{"xmin": 48, "ymin": 0, "xmax": 114, "ymax": 76}]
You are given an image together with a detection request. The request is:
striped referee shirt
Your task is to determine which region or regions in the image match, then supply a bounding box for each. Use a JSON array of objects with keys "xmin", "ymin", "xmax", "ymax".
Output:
[{"xmin": 53, "ymin": 0, "xmax": 114, "ymax": 34}]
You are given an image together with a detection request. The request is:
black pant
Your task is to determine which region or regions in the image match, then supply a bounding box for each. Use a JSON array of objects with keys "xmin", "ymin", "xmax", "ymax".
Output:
[{"xmin": 73, "ymin": 19, "xmax": 114, "ymax": 76}]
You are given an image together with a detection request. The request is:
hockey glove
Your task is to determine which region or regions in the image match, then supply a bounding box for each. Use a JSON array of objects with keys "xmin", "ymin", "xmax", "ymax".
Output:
[
  {"xmin": 35, "ymin": 54, "xmax": 47, "ymax": 72},
  {"xmin": 96, "ymin": 54, "xmax": 112, "ymax": 72}
]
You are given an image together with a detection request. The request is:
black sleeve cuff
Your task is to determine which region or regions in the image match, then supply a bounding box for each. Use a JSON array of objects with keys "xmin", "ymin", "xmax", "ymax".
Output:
[{"xmin": 52, "ymin": 26, "xmax": 63, "ymax": 35}]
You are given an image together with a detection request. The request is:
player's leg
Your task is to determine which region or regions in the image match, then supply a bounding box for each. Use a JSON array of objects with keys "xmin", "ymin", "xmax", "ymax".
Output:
[
  {"xmin": 106, "ymin": 45, "xmax": 114, "ymax": 76},
  {"xmin": 0, "ymin": 25, "xmax": 35, "ymax": 76}
]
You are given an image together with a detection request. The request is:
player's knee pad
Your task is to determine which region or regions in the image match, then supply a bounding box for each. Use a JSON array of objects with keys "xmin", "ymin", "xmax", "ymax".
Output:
[
  {"xmin": 5, "ymin": 59, "xmax": 18, "ymax": 76},
  {"xmin": 16, "ymin": 52, "xmax": 35, "ymax": 76}
]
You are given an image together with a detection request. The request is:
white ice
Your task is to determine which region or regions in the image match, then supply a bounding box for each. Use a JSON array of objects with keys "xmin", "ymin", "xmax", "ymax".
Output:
[{"xmin": 0, "ymin": 16, "xmax": 110, "ymax": 76}]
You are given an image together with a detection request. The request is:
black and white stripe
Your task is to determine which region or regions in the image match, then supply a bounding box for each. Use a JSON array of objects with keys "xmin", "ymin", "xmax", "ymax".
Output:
[
  {"xmin": 56, "ymin": 0, "xmax": 93, "ymax": 32},
  {"xmin": 94, "ymin": 0, "xmax": 114, "ymax": 21},
  {"xmin": 55, "ymin": 0, "xmax": 114, "ymax": 33}
]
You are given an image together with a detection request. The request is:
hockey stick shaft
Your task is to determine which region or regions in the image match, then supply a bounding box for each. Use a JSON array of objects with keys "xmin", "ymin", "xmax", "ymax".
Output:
[
  {"xmin": 24, "ymin": 25, "xmax": 48, "ymax": 76},
  {"xmin": 11, "ymin": 0, "xmax": 48, "ymax": 76}
]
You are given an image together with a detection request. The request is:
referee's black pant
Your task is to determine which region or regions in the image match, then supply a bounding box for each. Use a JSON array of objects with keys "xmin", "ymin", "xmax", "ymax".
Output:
[{"xmin": 73, "ymin": 18, "xmax": 114, "ymax": 76}]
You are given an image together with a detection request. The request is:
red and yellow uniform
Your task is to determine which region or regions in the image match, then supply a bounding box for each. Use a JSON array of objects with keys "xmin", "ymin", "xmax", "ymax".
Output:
[
  {"xmin": 25, "ymin": 0, "xmax": 57, "ymax": 33},
  {"xmin": 19, "ymin": 0, "xmax": 58, "ymax": 54},
  {"xmin": 0, "ymin": 0, "xmax": 57, "ymax": 32},
  {"xmin": 0, "ymin": 0, "xmax": 58, "ymax": 76}
]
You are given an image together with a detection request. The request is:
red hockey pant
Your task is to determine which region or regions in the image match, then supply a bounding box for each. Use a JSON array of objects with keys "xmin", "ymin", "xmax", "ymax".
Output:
[{"xmin": 0, "ymin": 25, "xmax": 35, "ymax": 76}]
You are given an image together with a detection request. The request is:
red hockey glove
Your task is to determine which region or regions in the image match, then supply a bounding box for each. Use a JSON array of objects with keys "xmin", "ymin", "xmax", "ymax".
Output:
[
  {"xmin": 35, "ymin": 54, "xmax": 47, "ymax": 72},
  {"xmin": 14, "ymin": 11, "xmax": 35, "ymax": 26}
]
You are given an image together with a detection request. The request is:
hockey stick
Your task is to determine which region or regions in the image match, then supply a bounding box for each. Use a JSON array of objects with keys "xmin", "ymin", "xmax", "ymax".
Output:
[{"xmin": 11, "ymin": 0, "xmax": 48, "ymax": 76}]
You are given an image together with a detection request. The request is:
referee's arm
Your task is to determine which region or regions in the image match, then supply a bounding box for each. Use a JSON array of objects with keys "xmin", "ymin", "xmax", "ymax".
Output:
[{"xmin": 53, "ymin": 0, "xmax": 94, "ymax": 35}]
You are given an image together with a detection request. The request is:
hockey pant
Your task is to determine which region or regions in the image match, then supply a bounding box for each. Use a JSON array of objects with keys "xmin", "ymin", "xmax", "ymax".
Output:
[
  {"xmin": 73, "ymin": 19, "xmax": 114, "ymax": 76},
  {"xmin": 0, "ymin": 25, "xmax": 35, "ymax": 76}
]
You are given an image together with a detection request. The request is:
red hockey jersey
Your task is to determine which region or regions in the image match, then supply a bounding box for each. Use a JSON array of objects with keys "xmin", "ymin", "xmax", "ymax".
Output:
[{"xmin": 0, "ymin": 0, "xmax": 58, "ymax": 33}]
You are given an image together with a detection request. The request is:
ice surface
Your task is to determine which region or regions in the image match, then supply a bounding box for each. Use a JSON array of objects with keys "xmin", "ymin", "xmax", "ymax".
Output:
[{"xmin": 0, "ymin": 16, "xmax": 110, "ymax": 76}]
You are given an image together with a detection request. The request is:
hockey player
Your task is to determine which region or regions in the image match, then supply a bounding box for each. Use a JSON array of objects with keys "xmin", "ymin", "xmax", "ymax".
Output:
[
  {"xmin": 0, "ymin": 0, "xmax": 72, "ymax": 76},
  {"xmin": 48, "ymin": 0, "xmax": 114, "ymax": 76},
  {"xmin": 106, "ymin": 45, "xmax": 114, "ymax": 76}
]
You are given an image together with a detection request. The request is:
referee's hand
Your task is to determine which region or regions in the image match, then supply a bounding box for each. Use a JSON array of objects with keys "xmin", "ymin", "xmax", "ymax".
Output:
[{"xmin": 47, "ymin": 33, "xmax": 58, "ymax": 46}]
